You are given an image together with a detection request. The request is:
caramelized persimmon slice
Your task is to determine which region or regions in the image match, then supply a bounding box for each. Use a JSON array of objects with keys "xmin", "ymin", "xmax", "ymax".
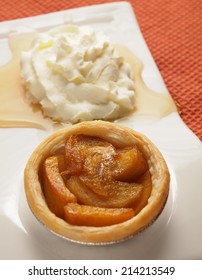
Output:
[
  {"xmin": 80, "ymin": 145, "xmax": 116, "ymax": 197},
  {"xmin": 65, "ymin": 136, "xmax": 84, "ymax": 175},
  {"xmin": 65, "ymin": 135, "xmax": 115, "ymax": 197},
  {"xmin": 65, "ymin": 135, "xmax": 113, "ymax": 176},
  {"xmin": 42, "ymin": 156, "xmax": 77, "ymax": 218},
  {"xmin": 64, "ymin": 203, "xmax": 135, "ymax": 226},
  {"xmin": 65, "ymin": 176, "xmax": 143, "ymax": 208},
  {"xmin": 132, "ymin": 171, "xmax": 152, "ymax": 214},
  {"xmin": 112, "ymin": 146, "xmax": 148, "ymax": 182}
]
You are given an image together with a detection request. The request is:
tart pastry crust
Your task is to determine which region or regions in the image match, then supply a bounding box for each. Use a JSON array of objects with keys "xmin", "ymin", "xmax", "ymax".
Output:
[{"xmin": 24, "ymin": 121, "xmax": 170, "ymax": 244}]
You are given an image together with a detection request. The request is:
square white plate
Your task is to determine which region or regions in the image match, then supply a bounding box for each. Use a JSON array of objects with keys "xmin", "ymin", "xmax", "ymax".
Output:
[{"xmin": 0, "ymin": 2, "xmax": 202, "ymax": 260}]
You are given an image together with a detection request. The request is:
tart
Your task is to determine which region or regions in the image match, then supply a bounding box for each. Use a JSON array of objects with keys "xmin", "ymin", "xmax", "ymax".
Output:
[{"xmin": 24, "ymin": 121, "xmax": 170, "ymax": 244}]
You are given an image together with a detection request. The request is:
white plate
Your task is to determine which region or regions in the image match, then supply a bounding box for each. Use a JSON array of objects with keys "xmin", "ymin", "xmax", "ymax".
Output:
[{"xmin": 0, "ymin": 2, "xmax": 202, "ymax": 260}]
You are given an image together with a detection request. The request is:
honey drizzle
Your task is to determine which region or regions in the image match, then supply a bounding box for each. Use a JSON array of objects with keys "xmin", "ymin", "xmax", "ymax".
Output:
[
  {"xmin": 115, "ymin": 45, "xmax": 177, "ymax": 119},
  {"xmin": 0, "ymin": 33, "xmax": 177, "ymax": 130},
  {"xmin": 0, "ymin": 33, "xmax": 52, "ymax": 129}
]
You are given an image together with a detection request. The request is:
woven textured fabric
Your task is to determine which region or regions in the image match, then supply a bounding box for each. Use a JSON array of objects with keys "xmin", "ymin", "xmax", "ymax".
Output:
[
  {"xmin": 0, "ymin": 0, "xmax": 201, "ymax": 140},
  {"xmin": 134, "ymin": 0, "xmax": 202, "ymax": 140}
]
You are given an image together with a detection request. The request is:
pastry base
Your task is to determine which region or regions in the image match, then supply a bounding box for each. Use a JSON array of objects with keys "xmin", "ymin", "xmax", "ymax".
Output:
[{"xmin": 24, "ymin": 121, "xmax": 170, "ymax": 244}]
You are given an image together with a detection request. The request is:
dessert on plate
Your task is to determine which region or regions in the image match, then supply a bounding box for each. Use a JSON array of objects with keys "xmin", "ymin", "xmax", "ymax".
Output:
[{"xmin": 24, "ymin": 121, "xmax": 170, "ymax": 243}]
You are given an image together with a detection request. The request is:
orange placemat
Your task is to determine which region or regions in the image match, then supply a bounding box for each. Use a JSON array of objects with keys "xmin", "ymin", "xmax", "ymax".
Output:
[{"xmin": 0, "ymin": 0, "xmax": 201, "ymax": 140}]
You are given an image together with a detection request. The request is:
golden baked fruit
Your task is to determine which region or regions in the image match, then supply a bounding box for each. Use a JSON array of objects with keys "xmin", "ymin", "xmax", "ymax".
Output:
[{"xmin": 24, "ymin": 121, "xmax": 170, "ymax": 243}]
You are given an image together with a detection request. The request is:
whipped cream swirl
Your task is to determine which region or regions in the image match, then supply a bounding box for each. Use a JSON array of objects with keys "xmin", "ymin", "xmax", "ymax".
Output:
[{"xmin": 21, "ymin": 25, "xmax": 135, "ymax": 123}]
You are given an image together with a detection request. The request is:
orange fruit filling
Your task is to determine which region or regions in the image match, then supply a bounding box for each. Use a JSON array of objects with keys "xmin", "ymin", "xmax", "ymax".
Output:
[{"xmin": 40, "ymin": 135, "xmax": 152, "ymax": 226}]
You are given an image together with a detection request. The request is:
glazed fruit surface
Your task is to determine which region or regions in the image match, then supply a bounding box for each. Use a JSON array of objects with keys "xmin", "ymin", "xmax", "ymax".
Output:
[{"xmin": 41, "ymin": 134, "xmax": 152, "ymax": 226}]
